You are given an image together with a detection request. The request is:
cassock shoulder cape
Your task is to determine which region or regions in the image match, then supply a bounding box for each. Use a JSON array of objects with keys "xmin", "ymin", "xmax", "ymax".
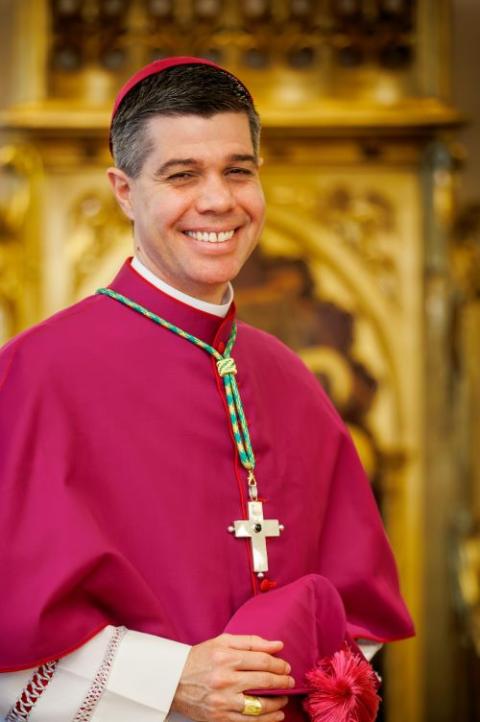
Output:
[{"xmin": 0, "ymin": 260, "xmax": 413, "ymax": 676}]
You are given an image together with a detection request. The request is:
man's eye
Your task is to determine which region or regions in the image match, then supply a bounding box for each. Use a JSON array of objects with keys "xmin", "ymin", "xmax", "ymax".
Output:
[
  {"xmin": 227, "ymin": 167, "xmax": 253, "ymax": 177},
  {"xmin": 167, "ymin": 172, "xmax": 195, "ymax": 182}
]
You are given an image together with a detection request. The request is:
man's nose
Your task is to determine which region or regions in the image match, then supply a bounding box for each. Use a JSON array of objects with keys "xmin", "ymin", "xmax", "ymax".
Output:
[{"xmin": 195, "ymin": 174, "xmax": 235, "ymax": 214}]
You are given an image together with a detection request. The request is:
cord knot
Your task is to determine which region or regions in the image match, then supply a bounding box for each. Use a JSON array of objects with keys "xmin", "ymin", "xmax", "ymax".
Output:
[{"xmin": 217, "ymin": 357, "xmax": 237, "ymax": 377}]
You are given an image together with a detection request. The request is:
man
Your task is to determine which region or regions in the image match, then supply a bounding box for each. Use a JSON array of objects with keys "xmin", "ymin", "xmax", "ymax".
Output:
[{"xmin": 0, "ymin": 57, "xmax": 413, "ymax": 722}]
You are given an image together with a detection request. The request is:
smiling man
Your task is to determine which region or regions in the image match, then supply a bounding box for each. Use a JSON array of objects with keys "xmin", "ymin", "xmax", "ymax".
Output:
[
  {"xmin": 0, "ymin": 58, "xmax": 413, "ymax": 722},
  {"xmin": 109, "ymin": 111, "xmax": 264, "ymax": 304}
]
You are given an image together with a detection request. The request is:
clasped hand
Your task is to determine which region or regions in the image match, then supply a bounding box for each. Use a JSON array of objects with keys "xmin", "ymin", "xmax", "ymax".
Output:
[{"xmin": 171, "ymin": 633, "xmax": 295, "ymax": 722}]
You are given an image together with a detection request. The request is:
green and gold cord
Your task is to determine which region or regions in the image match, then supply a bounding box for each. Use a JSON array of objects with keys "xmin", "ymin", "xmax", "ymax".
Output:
[{"xmin": 96, "ymin": 287, "xmax": 256, "ymax": 473}]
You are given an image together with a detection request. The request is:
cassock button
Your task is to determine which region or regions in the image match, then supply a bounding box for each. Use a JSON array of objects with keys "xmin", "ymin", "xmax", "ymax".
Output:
[
  {"xmin": 217, "ymin": 341, "xmax": 225, "ymax": 353},
  {"xmin": 260, "ymin": 578, "xmax": 278, "ymax": 593}
]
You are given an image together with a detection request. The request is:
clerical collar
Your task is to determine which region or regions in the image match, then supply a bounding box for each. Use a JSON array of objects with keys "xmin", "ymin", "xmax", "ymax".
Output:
[{"xmin": 131, "ymin": 257, "xmax": 233, "ymax": 319}]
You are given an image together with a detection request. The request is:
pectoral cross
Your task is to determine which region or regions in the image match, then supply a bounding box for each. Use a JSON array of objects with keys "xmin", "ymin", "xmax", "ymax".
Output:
[{"xmin": 228, "ymin": 501, "xmax": 284, "ymax": 577}]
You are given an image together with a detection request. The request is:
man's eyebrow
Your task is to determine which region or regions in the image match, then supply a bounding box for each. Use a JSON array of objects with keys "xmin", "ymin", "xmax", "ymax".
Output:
[{"xmin": 228, "ymin": 154, "xmax": 258, "ymax": 165}]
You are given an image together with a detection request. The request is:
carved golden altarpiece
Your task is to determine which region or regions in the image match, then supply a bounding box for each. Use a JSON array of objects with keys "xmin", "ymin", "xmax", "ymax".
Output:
[{"xmin": 0, "ymin": 1, "xmax": 472, "ymax": 720}]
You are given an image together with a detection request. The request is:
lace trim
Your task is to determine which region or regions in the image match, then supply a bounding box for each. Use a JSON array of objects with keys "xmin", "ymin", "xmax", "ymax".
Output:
[
  {"xmin": 73, "ymin": 626, "xmax": 127, "ymax": 722},
  {"xmin": 6, "ymin": 660, "xmax": 58, "ymax": 722}
]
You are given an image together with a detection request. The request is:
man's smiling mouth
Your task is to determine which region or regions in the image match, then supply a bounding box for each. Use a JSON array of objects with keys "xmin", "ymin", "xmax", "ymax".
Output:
[{"xmin": 184, "ymin": 230, "xmax": 236, "ymax": 244}]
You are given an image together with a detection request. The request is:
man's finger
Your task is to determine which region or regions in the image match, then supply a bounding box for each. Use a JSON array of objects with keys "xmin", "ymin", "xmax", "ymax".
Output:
[
  {"xmin": 224, "ymin": 634, "xmax": 284, "ymax": 652},
  {"xmin": 229, "ymin": 712, "xmax": 286, "ymax": 722},
  {"xmin": 234, "ymin": 651, "xmax": 291, "ymax": 675},
  {"xmin": 234, "ymin": 671, "xmax": 295, "ymax": 692},
  {"xmin": 233, "ymin": 694, "xmax": 289, "ymax": 714}
]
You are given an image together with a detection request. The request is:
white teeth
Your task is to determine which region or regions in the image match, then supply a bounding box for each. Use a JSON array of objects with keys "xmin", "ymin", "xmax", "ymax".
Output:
[{"xmin": 186, "ymin": 230, "xmax": 235, "ymax": 243}]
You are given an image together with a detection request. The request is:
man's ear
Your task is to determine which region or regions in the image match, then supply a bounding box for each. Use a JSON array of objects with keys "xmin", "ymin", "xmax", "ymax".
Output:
[{"xmin": 107, "ymin": 167, "xmax": 135, "ymax": 221}]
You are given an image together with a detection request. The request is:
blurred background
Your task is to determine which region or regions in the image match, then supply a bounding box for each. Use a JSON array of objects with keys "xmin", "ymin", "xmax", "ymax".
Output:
[{"xmin": 0, "ymin": 1, "xmax": 479, "ymax": 720}]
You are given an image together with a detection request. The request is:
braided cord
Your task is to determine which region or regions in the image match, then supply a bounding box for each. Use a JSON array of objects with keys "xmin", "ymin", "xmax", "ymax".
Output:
[{"xmin": 97, "ymin": 288, "xmax": 256, "ymax": 471}]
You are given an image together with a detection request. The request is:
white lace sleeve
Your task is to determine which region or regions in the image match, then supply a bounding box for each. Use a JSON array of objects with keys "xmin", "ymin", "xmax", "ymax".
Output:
[
  {"xmin": 0, "ymin": 627, "xmax": 191, "ymax": 722},
  {"xmin": 4, "ymin": 661, "xmax": 58, "ymax": 721}
]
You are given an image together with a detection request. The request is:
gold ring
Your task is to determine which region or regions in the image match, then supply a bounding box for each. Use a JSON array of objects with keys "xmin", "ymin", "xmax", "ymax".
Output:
[{"xmin": 242, "ymin": 694, "xmax": 263, "ymax": 716}]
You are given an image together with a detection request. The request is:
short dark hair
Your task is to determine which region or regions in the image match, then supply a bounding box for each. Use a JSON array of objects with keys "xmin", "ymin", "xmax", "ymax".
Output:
[{"xmin": 111, "ymin": 64, "xmax": 261, "ymax": 178}]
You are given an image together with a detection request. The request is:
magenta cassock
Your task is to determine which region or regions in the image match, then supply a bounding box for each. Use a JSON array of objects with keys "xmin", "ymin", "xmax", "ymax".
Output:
[{"xmin": 0, "ymin": 259, "xmax": 413, "ymax": 718}]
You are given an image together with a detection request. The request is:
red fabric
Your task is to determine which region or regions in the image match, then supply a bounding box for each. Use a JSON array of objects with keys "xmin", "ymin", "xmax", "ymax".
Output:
[
  {"xmin": 0, "ymin": 260, "xmax": 413, "ymax": 722},
  {"xmin": 110, "ymin": 55, "xmax": 252, "ymax": 126},
  {"xmin": 225, "ymin": 574, "xmax": 365, "ymax": 722},
  {"xmin": 225, "ymin": 574, "xmax": 347, "ymax": 695},
  {"xmin": 304, "ymin": 645, "xmax": 380, "ymax": 722}
]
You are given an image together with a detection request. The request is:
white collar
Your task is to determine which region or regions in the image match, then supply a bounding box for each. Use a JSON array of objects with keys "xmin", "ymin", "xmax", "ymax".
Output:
[{"xmin": 130, "ymin": 257, "xmax": 233, "ymax": 319}]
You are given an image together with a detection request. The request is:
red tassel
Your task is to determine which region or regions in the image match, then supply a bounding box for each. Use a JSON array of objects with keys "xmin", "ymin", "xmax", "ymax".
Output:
[{"xmin": 304, "ymin": 645, "xmax": 381, "ymax": 722}]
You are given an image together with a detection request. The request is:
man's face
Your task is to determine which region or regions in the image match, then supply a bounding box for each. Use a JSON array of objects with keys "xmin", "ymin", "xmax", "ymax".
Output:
[{"xmin": 108, "ymin": 111, "xmax": 265, "ymax": 303}]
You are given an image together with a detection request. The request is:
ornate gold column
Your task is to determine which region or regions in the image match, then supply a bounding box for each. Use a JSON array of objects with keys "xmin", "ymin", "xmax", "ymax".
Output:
[
  {"xmin": 0, "ymin": 143, "xmax": 43, "ymax": 339},
  {"xmin": 449, "ymin": 203, "xmax": 480, "ymax": 718}
]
